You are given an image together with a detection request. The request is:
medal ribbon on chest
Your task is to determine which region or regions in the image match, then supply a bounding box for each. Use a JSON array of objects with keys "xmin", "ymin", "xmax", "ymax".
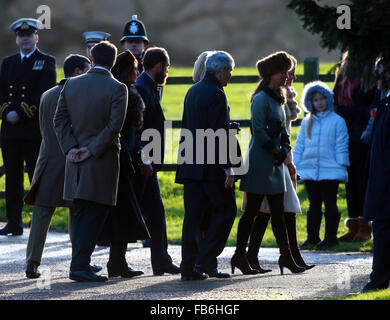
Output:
[{"xmin": 32, "ymin": 60, "xmax": 45, "ymax": 70}]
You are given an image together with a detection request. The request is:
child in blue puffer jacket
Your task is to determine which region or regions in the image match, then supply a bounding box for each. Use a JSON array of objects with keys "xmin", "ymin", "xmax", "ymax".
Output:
[{"xmin": 294, "ymin": 81, "xmax": 350, "ymax": 249}]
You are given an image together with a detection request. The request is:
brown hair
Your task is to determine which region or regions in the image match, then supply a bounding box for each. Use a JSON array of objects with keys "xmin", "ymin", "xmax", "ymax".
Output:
[
  {"xmin": 90, "ymin": 41, "xmax": 118, "ymax": 69},
  {"xmin": 251, "ymin": 51, "xmax": 292, "ymax": 103},
  {"xmin": 143, "ymin": 47, "xmax": 169, "ymax": 71},
  {"xmin": 111, "ymin": 50, "xmax": 137, "ymax": 85},
  {"xmin": 289, "ymin": 54, "xmax": 297, "ymax": 70}
]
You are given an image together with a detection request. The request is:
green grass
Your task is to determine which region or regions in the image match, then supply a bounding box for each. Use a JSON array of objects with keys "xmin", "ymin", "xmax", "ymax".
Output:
[
  {"xmin": 330, "ymin": 289, "xmax": 390, "ymax": 300},
  {"xmin": 0, "ymin": 64, "xmax": 371, "ymax": 254}
]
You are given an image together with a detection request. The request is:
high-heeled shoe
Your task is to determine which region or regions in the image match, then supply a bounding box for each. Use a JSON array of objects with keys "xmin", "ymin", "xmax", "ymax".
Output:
[
  {"xmin": 230, "ymin": 252, "xmax": 259, "ymax": 275},
  {"xmin": 246, "ymin": 254, "xmax": 272, "ymax": 274},
  {"xmin": 301, "ymin": 264, "xmax": 315, "ymax": 270},
  {"xmin": 278, "ymin": 255, "xmax": 306, "ymax": 275}
]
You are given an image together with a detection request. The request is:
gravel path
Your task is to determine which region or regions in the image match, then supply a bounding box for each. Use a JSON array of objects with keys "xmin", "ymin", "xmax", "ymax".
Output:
[{"xmin": 0, "ymin": 223, "xmax": 373, "ymax": 300}]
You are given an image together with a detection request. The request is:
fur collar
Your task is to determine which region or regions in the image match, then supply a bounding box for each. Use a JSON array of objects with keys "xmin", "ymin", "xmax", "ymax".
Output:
[{"xmin": 262, "ymin": 86, "xmax": 284, "ymax": 104}]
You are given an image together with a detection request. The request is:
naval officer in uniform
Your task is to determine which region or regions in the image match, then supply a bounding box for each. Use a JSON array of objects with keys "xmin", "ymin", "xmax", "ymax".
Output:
[
  {"xmin": 82, "ymin": 31, "xmax": 111, "ymax": 61},
  {"xmin": 0, "ymin": 18, "xmax": 56, "ymax": 236}
]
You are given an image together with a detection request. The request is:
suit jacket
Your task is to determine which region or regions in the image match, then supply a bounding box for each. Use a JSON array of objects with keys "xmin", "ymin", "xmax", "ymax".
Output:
[
  {"xmin": 175, "ymin": 72, "xmax": 235, "ymax": 183},
  {"xmin": 24, "ymin": 80, "xmax": 73, "ymax": 208},
  {"xmin": 54, "ymin": 68, "xmax": 128, "ymax": 206},
  {"xmin": 363, "ymin": 96, "xmax": 390, "ymax": 222},
  {"xmin": 0, "ymin": 48, "xmax": 56, "ymax": 144},
  {"xmin": 134, "ymin": 72, "xmax": 165, "ymax": 171}
]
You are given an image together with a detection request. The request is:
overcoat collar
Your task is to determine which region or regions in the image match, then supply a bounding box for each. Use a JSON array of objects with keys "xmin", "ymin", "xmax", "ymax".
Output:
[
  {"xmin": 137, "ymin": 71, "xmax": 158, "ymax": 91},
  {"xmin": 203, "ymin": 71, "xmax": 222, "ymax": 89},
  {"xmin": 87, "ymin": 67, "xmax": 112, "ymax": 77}
]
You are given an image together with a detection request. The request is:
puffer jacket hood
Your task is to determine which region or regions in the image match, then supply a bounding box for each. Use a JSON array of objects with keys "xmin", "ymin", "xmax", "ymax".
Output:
[{"xmin": 301, "ymin": 81, "xmax": 334, "ymax": 113}]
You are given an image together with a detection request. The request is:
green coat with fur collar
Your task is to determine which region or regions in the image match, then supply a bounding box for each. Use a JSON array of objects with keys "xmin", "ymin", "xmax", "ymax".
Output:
[{"xmin": 239, "ymin": 89, "xmax": 289, "ymax": 195}]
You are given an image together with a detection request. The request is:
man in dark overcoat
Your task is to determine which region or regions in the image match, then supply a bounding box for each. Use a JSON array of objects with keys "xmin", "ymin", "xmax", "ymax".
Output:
[
  {"xmin": 134, "ymin": 47, "xmax": 180, "ymax": 276},
  {"xmin": 175, "ymin": 51, "xmax": 238, "ymax": 281},
  {"xmin": 0, "ymin": 18, "xmax": 56, "ymax": 236},
  {"xmin": 361, "ymin": 92, "xmax": 390, "ymax": 292}
]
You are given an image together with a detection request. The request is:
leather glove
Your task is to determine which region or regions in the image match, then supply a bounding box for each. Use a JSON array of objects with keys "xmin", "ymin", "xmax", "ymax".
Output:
[
  {"xmin": 274, "ymin": 145, "xmax": 291, "ymax": 167},
  {"xmin": 20, "ymin": 102, "xmax": 37, "ymax": 118},
  {"xmin": 229, "ymin": 121, "xmax": 241, "ymax": 133}
]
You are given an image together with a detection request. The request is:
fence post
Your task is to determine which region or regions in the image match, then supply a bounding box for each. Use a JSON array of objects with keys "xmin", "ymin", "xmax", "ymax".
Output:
[{"xmin": 303, "ymin": 57, "xmax": 319, "ymax": 84}]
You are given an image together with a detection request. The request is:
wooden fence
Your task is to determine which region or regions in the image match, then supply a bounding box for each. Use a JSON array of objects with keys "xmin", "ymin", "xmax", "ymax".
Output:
[{"xmin": 0, "ymin": 57, "xmax": 335, "ymax": 183}]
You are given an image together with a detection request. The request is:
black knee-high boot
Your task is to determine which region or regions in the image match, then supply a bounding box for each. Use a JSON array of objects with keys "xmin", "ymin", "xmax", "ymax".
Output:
[
  {"xmin": 271, "ymin": 210, "xmax": 306, "ymax": 275},
  {"xmin": 284, "ymin": 212, "xmax": 315, "ymax": 270},
  {"xmin": 246, "ymin": 212, "xmax": 272, "ymax": 273},
  {"xmin": 231, "ymin": 211, "xmax": 259, "ymax": 275}
]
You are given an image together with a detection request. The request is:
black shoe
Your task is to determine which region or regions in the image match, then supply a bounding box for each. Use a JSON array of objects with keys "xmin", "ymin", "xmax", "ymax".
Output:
[
  {"xmin": 360, "ymin": 283, "xmax": 387, "ymax": 294},
  {"xmin": 207, "ymin": 268, "xmax": 231, "ymax": 278},
  {"xmin": 25, "ymin": 261, "xmax": 41, "ymax": 279},
  {"xmin": 96, "ymin": 240, "xmax": 110, "ymax": 247},
  {"xmin": 0, "ymin": 224, "xmax": 23, "ymax": 236},
  {"xmin": 108, "ymin": 266, "xmax": 144, "ymax": 278},
  {"xmin": 300, "ymin": 239, "xmax": 321, "ymax": 249},
  {"xmin": 153, "ymin": 263, "xmax": 181, "ymax": 276},
  {"xmin": 316, "ymin": 238, "xmax": 339, "ymax": 250},
  {"xmin": 69, "ymin": 269, "xmax": 108, "ymax": 282},
  {"xmin": 90, "ymin": 264, "xmax": 103, "ymax": 273},
  {"xmin": 142, "ymin": 239, "xmax": 151, "ymax": 248},
  {"xmin": 181, "ymin": 268, "xmax": 208, "ymax": 281}
]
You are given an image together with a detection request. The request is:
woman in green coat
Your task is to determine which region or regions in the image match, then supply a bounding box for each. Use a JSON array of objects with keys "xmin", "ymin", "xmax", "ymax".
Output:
[{"xmin": 231, "ymin": 51, "xmax": 306, "ymax": 275}]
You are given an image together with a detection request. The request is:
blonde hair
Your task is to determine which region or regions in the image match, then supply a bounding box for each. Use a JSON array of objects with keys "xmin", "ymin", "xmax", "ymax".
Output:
[
  {"xmin": 307, "ymin": 113, "xmax": 314, "ymax": 139},
  {"xmin": 192, "ymin": 50, "xmax": 216, "ymax": 83},
  {"xmin": 336, "ymin": 51, "xmax": 349, "ymax": 80}
]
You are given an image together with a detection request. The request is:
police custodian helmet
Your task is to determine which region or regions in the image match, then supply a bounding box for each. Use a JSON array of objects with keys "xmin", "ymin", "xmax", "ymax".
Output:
[{"xmin": 120, "ymin": 15, "xmax": 149, "ymax": 44}]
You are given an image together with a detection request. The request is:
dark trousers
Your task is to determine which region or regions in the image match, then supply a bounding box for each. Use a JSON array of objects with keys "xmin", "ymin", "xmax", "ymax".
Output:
[
  {"xmin": 364, "ymin": 220, "xmax": 390, "ymax": 291},
  {"xmin": 181, "ymin": 181, "xmax": 236, "ymax": 276},
  {"xmin": 1, "ymin": 139, "xmax": 40, "ymax": 229},
  {"xmin": 304, "ymin": 180, "xmax": 340, "ymax": 240},
  {"xmin": 135, "ymin": 172, "xmax": 172, "ymax": 272},
  {"xmin": 346, "ymin": 141, "xmax": 370, "ymax": 218},
  {"xmin": 70, "ymin": 199, "xmax": 110, "ymax": 272}
]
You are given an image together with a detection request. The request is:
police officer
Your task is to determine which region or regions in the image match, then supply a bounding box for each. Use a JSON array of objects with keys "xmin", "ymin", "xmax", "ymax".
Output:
[
  {"xmin": 82, "ymin": 31, "xmax": 111, "ymax": 61},
  {"xmin": 0, "ymin": 18, "xmax": 56, "ymax": 236},
  {"xmin": 120, "ymin": 15, "xmax": 149, "ymax": 74},
  {"xmin": 121, "ymin": 15, "xmax": 154, "ymax": 248}
]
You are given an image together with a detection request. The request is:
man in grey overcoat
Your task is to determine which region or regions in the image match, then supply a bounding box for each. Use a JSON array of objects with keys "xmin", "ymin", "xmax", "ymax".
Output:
[{"xmin": 54, "ymin": 41, "xmax": 128, "ymax": 282}]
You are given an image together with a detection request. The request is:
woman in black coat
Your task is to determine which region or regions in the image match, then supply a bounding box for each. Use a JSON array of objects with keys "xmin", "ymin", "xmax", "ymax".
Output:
[{"xmin": 99, "ymin": 50, "xmax": 150, "ymax": 278}]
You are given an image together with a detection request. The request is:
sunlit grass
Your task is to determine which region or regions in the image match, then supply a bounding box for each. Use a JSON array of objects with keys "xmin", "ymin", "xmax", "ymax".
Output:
[{"xmin": 330, "ymin": 289, "xmax": 390, "ymax": 300}]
